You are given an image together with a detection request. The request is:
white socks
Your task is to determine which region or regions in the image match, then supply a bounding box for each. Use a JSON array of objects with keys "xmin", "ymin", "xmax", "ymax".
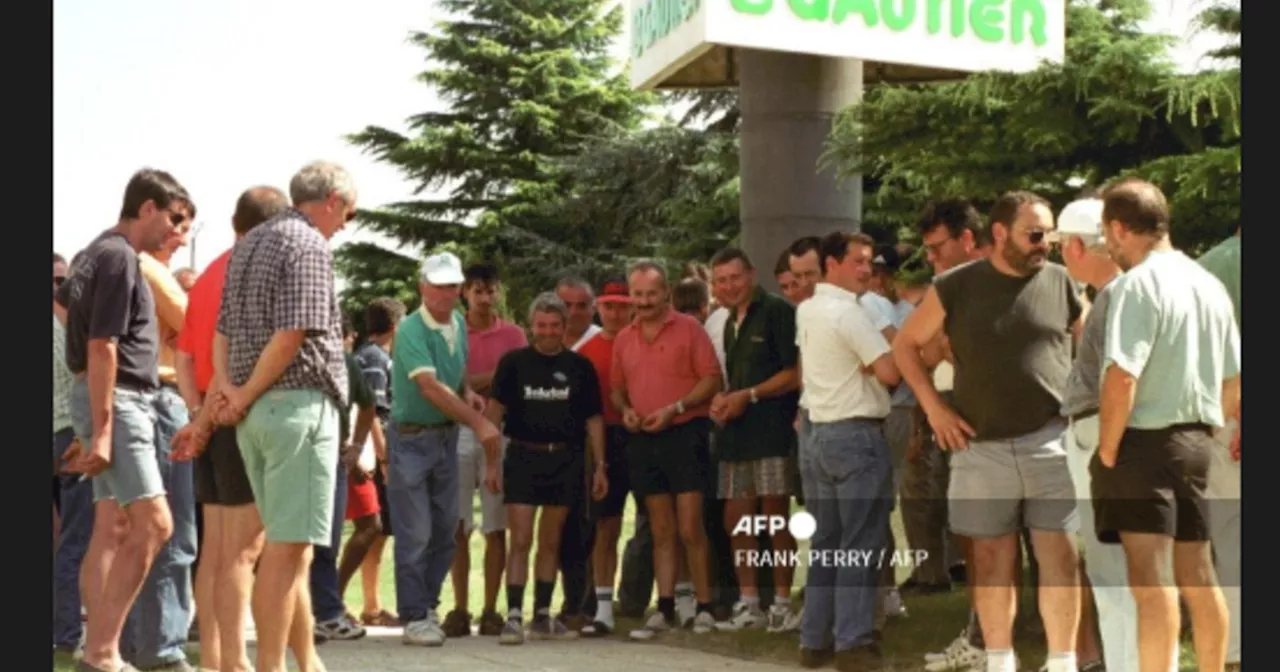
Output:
[
  {"xmin": 594, "ymin": 587, "xmax": 614, "ymax": 626},
  {"xmin": 1045, "ymin": 652, "xmax": 1078, "ymax": 672},
  {"xmin": 986, "ymin": 650, "xmax": 1017, "ymax": 672}
]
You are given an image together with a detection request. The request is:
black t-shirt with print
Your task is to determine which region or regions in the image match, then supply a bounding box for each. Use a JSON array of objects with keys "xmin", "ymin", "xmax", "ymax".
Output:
[
  {"xmin": 55, "ymin": 230, "xmax": 160, "ymax": 390},
  {"xmin": 490, "ymin": 347, "xmax": 603, "ymax": 445}
]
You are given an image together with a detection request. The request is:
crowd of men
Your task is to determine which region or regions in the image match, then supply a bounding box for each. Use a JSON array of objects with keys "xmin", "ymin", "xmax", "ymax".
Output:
[{"xmin": 52, "ymin": 161, "xmax": 1241, "ymax": 672}]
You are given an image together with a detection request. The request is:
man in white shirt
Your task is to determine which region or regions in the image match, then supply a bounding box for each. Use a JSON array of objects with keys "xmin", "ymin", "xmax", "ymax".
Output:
[{"xmin": 795, "ymin": 232, "xmax": 900, "ymax": 670}]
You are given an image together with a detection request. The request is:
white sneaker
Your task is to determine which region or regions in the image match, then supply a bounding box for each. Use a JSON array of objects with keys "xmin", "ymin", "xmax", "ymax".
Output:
[
  {"xmin": 629, "ymin": 611, "xmax": 674, "ymax": 641},
  {"xmin": 714, "ymin": 601, "xmax": 766, "ymax": 632},
  {"xmin": 691, "ymin": 611, "xmax": 717, "ymax": 635},
  {"xmin": 674, "ymin": 595, "xmax": 697, "ymax": 627},
  {"xmin": 765, "ymin": 603, "xmax": 795, "ymax": 633},
  {"xmin": 777, "ymin": 604, "xmax": 803, "ymax": 633},
  {"xmin": 402, "ymin": 615, "xmax": 446, "ymax": 646},
  {"xmin": 923, "ymin": 632, "xmax": 985, "ymax": 671},
  {"xmin": 883, "ymin": 587, "xmax": 908, "ymax": 619},
  {"xmin": 315, "ymin": 613, "xmax": 367, "ymax": 641}
]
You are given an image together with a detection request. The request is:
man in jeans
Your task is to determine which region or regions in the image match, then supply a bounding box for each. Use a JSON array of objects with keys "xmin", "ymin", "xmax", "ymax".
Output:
[
  {"xmin": 388, "ymin": 251, "xmax": 502, "ymax": 647},
  {"xmin": 212, "ymin": 160, "xmax": 357, "ymax": 672},
  {"xmin": 58, "ymin": 168, "xmax": 191, "ymax": 672},
  {"xmin": 795, "ymin": 231, "xmax": 900, "ymax": 670}
]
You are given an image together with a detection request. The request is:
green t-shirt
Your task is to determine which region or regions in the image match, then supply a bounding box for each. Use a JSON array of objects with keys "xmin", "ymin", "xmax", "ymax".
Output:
[
  {"xmin": 1197, "ymin": 234, "xmax": 1240, "ymax": 329},
  {"xmin": 390, "ymin": 307, "xmax": 469, "ymax": 426},
  {"xmin": 340, "ymin": 352, "xmax": 376, "ymax": 445},
  {"xmin": 715, "ymin": 287, "xmax": 800, "ymax": 461}
]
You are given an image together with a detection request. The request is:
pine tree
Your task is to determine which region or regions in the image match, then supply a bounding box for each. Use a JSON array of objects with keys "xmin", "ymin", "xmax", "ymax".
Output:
[
  {"xmin": 824, "ymin": 0, "xmax": 1239, "ymax": 253},
  {"xmin": 342, "ymin": 0, "xmax": 652, "ymax": 314}
]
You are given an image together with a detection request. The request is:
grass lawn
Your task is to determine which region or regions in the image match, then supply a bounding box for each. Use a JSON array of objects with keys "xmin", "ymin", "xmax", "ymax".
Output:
[{"xmin": 54, "ymin": 494, "xmax": 1202, "ymax": 671}]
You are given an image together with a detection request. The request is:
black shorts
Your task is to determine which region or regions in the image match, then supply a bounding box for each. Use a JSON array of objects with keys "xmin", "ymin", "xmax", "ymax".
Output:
[
  {"xmin": 596, "ymin": 425, "xmax": 632, "ymax": 518},
  {"xmin": 628, "ymin": 417, "xmax": 712, "ymax": 498},
  {"xmin": 504, "ymin": 442, "xmax": 584, "ymax": 508},
  {"xmin": 1091, "ymin": 423, "xmax": 1213, "ymax": 544},
  {"xmin": 374, "ymin": 461, "xmax": 393, "ymax": 536},
  {"xmin": 195, "ymin": 426, "xmax": 255, "ymax": 506}
]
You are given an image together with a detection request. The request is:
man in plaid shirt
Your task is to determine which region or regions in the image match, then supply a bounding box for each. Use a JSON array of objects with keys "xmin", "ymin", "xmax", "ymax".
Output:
[{"xmin": 208, "ymin": 160, "xmax": 355, "ymax": 672}]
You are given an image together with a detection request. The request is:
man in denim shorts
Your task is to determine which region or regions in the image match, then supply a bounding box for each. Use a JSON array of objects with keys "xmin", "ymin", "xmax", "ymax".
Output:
[{"xmin": 58, "ymin": 168, "xmax": 192, "ymax": 672}]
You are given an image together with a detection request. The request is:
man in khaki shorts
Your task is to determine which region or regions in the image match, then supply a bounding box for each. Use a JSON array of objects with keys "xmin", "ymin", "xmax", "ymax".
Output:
[{"xmin": 211, "ymin": 161, "xmax": 357, "ymax": 672}]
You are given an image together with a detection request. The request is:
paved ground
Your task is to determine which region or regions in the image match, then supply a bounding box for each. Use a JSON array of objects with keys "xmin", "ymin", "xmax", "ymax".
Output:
[{"xmin": 246, "ymin": 626, "xmax": 799, "ymax": 672}]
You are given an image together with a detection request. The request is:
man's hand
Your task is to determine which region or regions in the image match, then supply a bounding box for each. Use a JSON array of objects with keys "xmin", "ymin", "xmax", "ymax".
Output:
[
  {"xmin": 1098, "ymin": 444, "xmax": 1119, "ymax": 468},
  {"xmin": 464, "ymin": 388, "xmax": 486, "ymax": 413},
  {"xmin": 709, "ymin": 393, "xmax": 728, "ymax": 425},
  {"xmin": 622, "ymin": 407, "xmax": 642, "ymax": 432},
  {"xmin": 924, "ymin": 402, "xmax": 976, "ymax": 451},
  {"xmin": 339, "ymin": 443, "xmax": 361, "ymax": 472},
  {"xmin": 484, "ymin": 461, "xmax": 502, "ymax": 494},
  {"xmin": 641, "ymin": 404, "xmax": 679, "ymax": 433},
  {"xmin": 475, "ymin": 418, "xmax": 502, "ymax": 455},
  {"xmin": 1230, "ymin": 414, "xmax": 1240, "ymax": 461},
  {"xmin": 591, "ymin": 465, "xmax": 608, "ymax": 501},
  {"xmin": 63, "ymin": 435, "xmax": 110, "ymax": 477},
  {"xmin": 720, "ymin": 390, "xmax": 750, "ymax": 423},
  {"xmin": 213, "ymin": 384, "xmax": 250, "ymax": 426},
  {"xmin": 170, "ymin": 422, "xmax": 214, "ymax": 462}
]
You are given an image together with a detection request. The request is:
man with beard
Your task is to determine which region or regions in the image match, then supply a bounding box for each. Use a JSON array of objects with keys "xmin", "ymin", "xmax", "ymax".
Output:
[
  {"xmin": 59, "ymin": 169, "xmax": 192, "ymax": 672},
  {"xmin": 896, "ymin": 192, "xmax": 1085, "ymax": 672},
  {"xmin": 442, "ymin": 263, "xmax": 527, "ymax": 638},
  {"xmin": 1094, "ymin": 179, "xmax": 1238, "ymax": 672},
  {"xmin": 615, "ymin": 261, "xmax": 722, "ymax": 640},
  {"xmin": 484, "ymin": 293, "xmax": 608, "ymax": 644}
]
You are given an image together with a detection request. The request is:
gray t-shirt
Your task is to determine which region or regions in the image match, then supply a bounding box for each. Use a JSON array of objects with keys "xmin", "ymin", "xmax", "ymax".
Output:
[
  {"xmin": 1060, "ymin": 278, "xmax": 1118, "ymax": 418},
  {"xmin": 935, "ymin": 259, "xmax": 1082, "ymax": 441},
  {"xmin": 55, "ymin": 230, "xmax": 160, "ymax": 390}
]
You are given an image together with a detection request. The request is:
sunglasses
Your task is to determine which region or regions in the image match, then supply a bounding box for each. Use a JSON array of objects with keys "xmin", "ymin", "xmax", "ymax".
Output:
[
  {"xmin": 54, "ymin": 276, "xmax": 66, "ymax": 287},
  {"xmin": 1026, "ymin": 229, "xmax": 1057, "ymax": 245},
  {"xmin": 166, "ymin": 209, "xmax": 188, "ymax": 227},
  {"xmin": 346, "ymin": 210, "xmax": 357, "ymax": 223}
]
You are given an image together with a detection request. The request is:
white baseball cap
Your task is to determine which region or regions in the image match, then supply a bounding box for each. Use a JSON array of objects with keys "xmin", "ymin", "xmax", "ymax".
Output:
[
  {"xmin": 420, "ymin": 252, "xmax": 465, "ymax": 285},
  {"xmin": 1057, "ymin": 198, "xmax": 1105, "ymax": 243}
]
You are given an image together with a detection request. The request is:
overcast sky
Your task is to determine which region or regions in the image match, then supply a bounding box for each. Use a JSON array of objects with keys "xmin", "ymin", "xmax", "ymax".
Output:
[{"xmin": 54, "ymin": 0, "xmax": 1229, "ymax": 278}]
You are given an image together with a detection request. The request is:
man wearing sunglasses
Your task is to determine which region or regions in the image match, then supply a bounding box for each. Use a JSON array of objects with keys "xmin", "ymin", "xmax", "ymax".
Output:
[
  {"xmin": 895, "ymin": 191, "xmax": 1086, "ymax": 672},
  {"xmin": 57, "ymin": 168, "xmax": 193, "ymax": 672}
]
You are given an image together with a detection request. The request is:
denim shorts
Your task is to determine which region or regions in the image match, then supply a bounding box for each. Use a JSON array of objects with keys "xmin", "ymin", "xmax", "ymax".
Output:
[{"xmin": 69, "ymin": 378, "xmax": 164, "ymax": 507}]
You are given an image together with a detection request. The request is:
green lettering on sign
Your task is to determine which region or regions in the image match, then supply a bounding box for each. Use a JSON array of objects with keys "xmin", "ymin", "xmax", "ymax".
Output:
[
  {"xmin": 729, "ymin": 0, "xmax": 1050, "ymax": 47},
  {"xmin": 633, "ymin": 0, "xmax": 703, "ymax": 58}
]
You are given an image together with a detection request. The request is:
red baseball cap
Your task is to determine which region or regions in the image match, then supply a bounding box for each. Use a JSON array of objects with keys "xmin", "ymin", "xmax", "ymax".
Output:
[{"xmin": 597, "ymin": 277, "xmax": 631, "ymax": 303}]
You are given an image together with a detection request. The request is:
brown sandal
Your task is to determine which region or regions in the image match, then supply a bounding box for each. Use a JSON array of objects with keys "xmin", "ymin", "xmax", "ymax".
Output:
[{"xmin": 361, "ymin": 609, "xmax": 400, "ymax": 627}]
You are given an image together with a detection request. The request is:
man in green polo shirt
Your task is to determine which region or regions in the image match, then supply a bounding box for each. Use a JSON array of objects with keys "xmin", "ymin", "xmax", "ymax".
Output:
[
  {"xmin": 706, "ymin": 247, "xmax": 801, "ymax": 633},
  {"xmin": 387, "ymin": 251, "xmax": 502, "ymax": 647}
]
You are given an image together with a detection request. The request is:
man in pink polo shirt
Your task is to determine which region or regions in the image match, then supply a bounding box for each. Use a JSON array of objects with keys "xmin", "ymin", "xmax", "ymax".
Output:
[
  {"xmin": 611, "ymin": 260, "xmax": 723, "ymax": 641},
  {"xmin": 442, "ymin": 262, "xmax": 528, "ymax": 638}
]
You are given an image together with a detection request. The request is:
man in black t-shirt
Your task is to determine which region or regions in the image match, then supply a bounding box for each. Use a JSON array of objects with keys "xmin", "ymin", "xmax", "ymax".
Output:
[
  {"xmin": 483, "ymin": 292, "xmax": 608, "ymax": 645},
  {"xmin": 56, "ymin": 168, "xmax": 193, "ymax": 672}
]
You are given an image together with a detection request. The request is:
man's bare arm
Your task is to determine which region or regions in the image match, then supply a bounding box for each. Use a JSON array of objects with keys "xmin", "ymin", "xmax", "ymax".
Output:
[
  {"xmin": 86, "ymin": 339, "xmax": 118, "ymax": 442},
  {"xmin": 610, "ymin": 387, "xmax": 632, "ymax": 414},
  {"xmin": 1097, "ymin": 364, "xmax": 1138, "ymax": 463},
  {"xmin": 586, "ymin": 415, "xmax": 606, "ymax": 470},
  {"xmin": 869, "ymin": 353, "xmax": 901, "ymax": 388},
  {"xmin": 175, "ymin": 352, "xmax": 203, "ymax": 411},
  {"xmin": 239, "ymin": 330, "xmax": 306, "ymax": 402},
  {"xmin": 892, "ymin": 286, "xmax": 948, "ymax": 414},
  {"xmin": 413, "ymin": 372, "xmax": 490, "ymax": 433},
  {"xmin": 678, "ymin": 375, "xmax": 723, "ymax": 410},
  {"xmin": 467, "ymin": 371, "xmax": 495, "ymax": 395},
  {"xmin": 352, "ymin": 403, "xmax": 376, "ymax": 450},
  {"xmin": 1222, "ymin": 374, "xmax": 1241, "ymax": 422},
  {"xmin": 482, "ymin": 398, "xmax": 507, "ymax": 464},
  {"xmin": 371, "ymin": 416, "xmax": 388, "ymax": 462}
]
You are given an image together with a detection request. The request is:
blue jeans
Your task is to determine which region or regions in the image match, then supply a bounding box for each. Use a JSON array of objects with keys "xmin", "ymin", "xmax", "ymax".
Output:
[
  {"xmin": 386, "ymin": 422, "xmax": 459, "ymax": 623},
  {"xmin": 121, "ymin": 385, "xmax": 196, "ymax": 667},
  {"xmin": 310, "ymin": 463, "xmax": 349, "ymax": 623},
  {"xmin": 799, "ymin": 417, "xmax": 893, "ymax": 653},
  {"xmin": 53, "ymin": 427, "xmax": 95, "ymax": 649}
]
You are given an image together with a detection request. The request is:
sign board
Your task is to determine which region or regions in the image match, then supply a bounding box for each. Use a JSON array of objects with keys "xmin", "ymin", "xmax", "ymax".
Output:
[{"xmin": 630, "ymin": 0, "xmax": 1066, "ymax": 89}]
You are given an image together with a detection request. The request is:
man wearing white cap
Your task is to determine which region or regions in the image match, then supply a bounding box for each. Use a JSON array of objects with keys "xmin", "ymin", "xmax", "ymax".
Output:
[
  {"xmin": 387, "ymin": 251, "xmax": 502, "ymax": 646},
  {"xmin": 1058, "ymin": 197, "xmax": 1136, "ymax": 672}
]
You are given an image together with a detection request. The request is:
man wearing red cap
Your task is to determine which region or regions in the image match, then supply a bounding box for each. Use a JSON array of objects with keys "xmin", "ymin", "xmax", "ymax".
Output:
[{"xmin": 576, "ymin": 278, "xmax": 636, "ymax": 635}]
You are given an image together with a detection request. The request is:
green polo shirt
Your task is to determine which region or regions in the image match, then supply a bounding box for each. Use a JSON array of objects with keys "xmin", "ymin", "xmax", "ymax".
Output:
[
  {"xmin": 391, "ymin": 307, "xmax": 469, "ymax": 426},
  {"xmin": 1197, "ymin": 233, "xmax": 1240, "ymax": 329},
  {"xmin": 716, "ymin": 286, "xmax": 800, "ymax": 462}
]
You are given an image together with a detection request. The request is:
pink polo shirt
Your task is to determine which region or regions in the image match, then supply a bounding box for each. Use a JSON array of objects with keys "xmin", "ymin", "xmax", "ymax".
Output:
[
  {"xmin": 611, "ymin": 307, "xmax": 720, "ymax": 424},
  {"xmin": 467, "ymin": 317, "xmax": 528, "ymax": 374}
]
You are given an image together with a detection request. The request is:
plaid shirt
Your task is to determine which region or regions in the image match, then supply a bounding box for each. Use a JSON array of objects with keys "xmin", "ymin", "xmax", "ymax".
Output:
[{"xmin": 217, "ymin": 209, "xmax": 348, "ymax": 409}]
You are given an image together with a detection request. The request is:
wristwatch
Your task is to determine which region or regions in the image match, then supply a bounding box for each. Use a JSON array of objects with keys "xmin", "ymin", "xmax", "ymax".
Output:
[
  {"xmin": 674, "ymin": 400, "xmax": 686, "ymax": 414},
  {"xmin": 749, "ymin": 387, "xmax": 759, "ymax": 404}
]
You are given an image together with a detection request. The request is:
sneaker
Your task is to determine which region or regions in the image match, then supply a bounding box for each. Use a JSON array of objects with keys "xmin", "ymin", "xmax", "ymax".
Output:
[
  {"xmin": 499, "ymin": 618, "xmax": 525, "ymax": 645},
  {"xmin": 529, "ymin": 615, "xmax": 580, "ymax": 640},
  {"xmin": 675, "ymin": 595, "xmax": 696, "ymax": 627},
  {"xmin": 315, "ymin": 613, "xmax": 367, "ymax": 641},
  {"xmin": 835, "ymin": 643, "xmax": 883, "ymax": 671},
  {"xmin": 580, "ymin": 620, "xmax": 615, "ymax": 637},
  {"xmin": 628, "ymin": 611, "xmax": 675, "ymax": 641},
  {"xmin": 923, "ymin": 632, "xmax": 985, "ymax": 672},
  {"xmin": 765, "ymin": 603, "xmax": 794, "ymax": 633},
  {"xmin": 402, "ymin": 616, "xmax": 446, "ymax": 647},
  {"xmin": 883, "ymin": 587, "xmax": 908, "ymax": 619},
  {"xmin": 715, "ymin": 601, "xmax": 766, "ymax": 632},
  {"xmin": 691, "ymin": 611, "xmax": 717, "ymax": 635},
  {"xmin": 441, "ymin": 609, "xmax": 472, "ymax": 637},
  {"xmin": 478, "ymin": 609, "xmax": 506, "ymax": 636},
  {"xmin": 777, "ymin": 604, "xmax": 804, "ymax": 633}
]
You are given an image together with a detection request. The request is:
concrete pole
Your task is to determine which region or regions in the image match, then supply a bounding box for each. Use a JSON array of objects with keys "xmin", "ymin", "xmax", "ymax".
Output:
[{"xmin": 738, "ymin": 50, "xmax": 864, "ymax": 292}]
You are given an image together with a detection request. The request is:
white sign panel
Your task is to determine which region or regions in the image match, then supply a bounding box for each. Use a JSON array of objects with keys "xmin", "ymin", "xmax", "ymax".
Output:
[
  {"xmin": 630, "ymin": 0, "xmax": 713, "ymax": 89},
  {"xmin": 631, "ymin": 0, "xmax": 1066, "ymax": 89}
]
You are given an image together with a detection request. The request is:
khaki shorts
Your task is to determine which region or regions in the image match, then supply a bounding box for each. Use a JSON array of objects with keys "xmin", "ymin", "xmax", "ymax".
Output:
[
  {"xmin": 237, "ymin": 389, "xmax": 340, "ymax": 545},
  {"xmin": 457, "ymin": 427, "xmax": 507, "ymax": 535}
]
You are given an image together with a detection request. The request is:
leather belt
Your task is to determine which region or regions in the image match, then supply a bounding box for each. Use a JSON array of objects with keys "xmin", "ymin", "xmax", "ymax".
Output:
[
  {"xmin": 397, "ymin": 421, "xmax": 456, "ymax": 435},
  {"xmin": 1069, "ymin": 409, "xmax": 1098, "ymax": 423},
  {"xmin": 510, "ymin": 439, "xmax": 571, "ymax": 452}
]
